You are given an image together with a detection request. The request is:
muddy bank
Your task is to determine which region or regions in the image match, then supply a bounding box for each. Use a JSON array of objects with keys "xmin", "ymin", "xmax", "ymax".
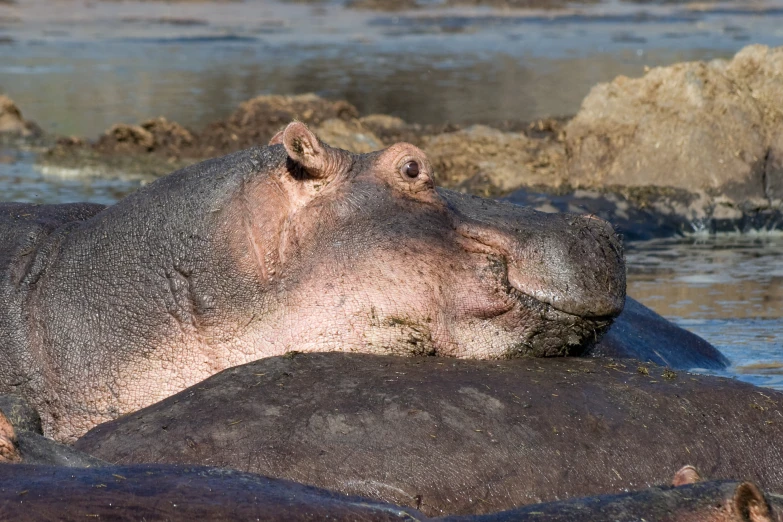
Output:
[
  {"xmin": 24, "ymin": 44, "xmax": 783, "ymax": 236},
  {"xmin": 0, "ymin": 94, "xmax": 43, "ymax": 147}
]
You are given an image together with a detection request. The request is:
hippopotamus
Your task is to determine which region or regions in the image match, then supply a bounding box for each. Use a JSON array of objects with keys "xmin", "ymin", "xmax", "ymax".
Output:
[
  {"xmin": 0, "ymin": 463, "xmax": 425, "ymax": 521},
  {"xmin": 455, "ymin": 479, "xmax": 783, "ymax": 522},
  {"xmin": 0, "ymin": 397, "xmax": 105, "ymax": 467},
  {"xmin": 2, "ymin": 462, "xmax": 781, "ymax": 521},
  {"xmin": 75, "ymin": 352, "xmax": 783, "ymax": 516},
  {"xmin": 0, "ymin": 122, "xmax": 629, "ymax": 441},
  {"xmin": 1, "ymin": 121, "xmax": 731, "ymax": 443}
]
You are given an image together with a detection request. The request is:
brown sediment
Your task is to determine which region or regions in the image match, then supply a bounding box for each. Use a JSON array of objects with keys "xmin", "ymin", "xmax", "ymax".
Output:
[
  {"xmin": 32, "ymin": 44, "xmax": 783, "ymax": 231},
  {"xmin": 565, "ymin": 44, "xmax": 783, "ymax": 203},
  {"xmin": 0, "ymin": 411, "xmax": 20, "ymax": 463},
  {"xmin": 43, "ymin": 92, "xmax": 568, "ymax": 197},
  {"xmin": 0, "ymin": 94, "xmax": 43, "ymax": 143}
]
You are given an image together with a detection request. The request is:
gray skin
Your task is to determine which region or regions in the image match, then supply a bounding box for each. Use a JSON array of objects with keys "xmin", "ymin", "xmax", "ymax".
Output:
[
  {"xmin": 589, "ymin": 296, "xmax": 729, "ymax": 369},
  {"xmin": 452, "ymin": 480, "xmax": 783, "ymax": 522},
  {"xmin": 1, "ymin": 464, "xmax": 781, "ymax": 522},
  {"xmin": 0, "ymin": 464, "xmax": 426, "ymax": 521},
  {"xmin": 0, "ymin": 396, "xmax": 105, "ymax": 467},
  {"xmin": 0, "ymin": 122, "xmax": 625, "ymax": 442},
  {"xmin": 75, "ymin": 353, "xmax": 783, "ymax": 517}
]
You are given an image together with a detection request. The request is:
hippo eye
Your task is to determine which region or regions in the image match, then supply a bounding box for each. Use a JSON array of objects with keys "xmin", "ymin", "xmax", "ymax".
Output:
[{"xmin": 402, "ymin": 160, "xmax": 420, "ymax": 178}]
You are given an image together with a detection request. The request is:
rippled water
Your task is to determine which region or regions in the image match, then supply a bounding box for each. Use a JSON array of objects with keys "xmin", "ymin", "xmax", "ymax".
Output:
[
  {"xmin": 2, "ymin": 0, "xmax": 783, "ymax": 136},
  {"xmin": 627, "ymin": 236, "xmax": 783, "ymax": 390},
  {"xmin": 1, "ymin": 0, "xmax": 781, "ymax": 389}
]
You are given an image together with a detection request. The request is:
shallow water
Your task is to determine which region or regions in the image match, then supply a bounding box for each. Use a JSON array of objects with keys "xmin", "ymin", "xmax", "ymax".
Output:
[
  {"xmin": 0, "ymin": 0, "xmax": 781, "ymax": 389},
  {"xmin": 2, "ymin": 0, "xmax": 783, "ymax": 137},
  {"xmin": 627, "ymin": 236, "xmax": 783, "ymax": 390}
]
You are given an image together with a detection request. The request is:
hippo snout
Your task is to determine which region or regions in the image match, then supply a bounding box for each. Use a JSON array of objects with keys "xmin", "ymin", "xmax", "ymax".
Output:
[
  {"xmin": 515, "ymin": 212, "xmax": 626, "ymax": 319},
  {"xmin": 441, "ymin": 189, "xmax": 626, "ymax": 321}
]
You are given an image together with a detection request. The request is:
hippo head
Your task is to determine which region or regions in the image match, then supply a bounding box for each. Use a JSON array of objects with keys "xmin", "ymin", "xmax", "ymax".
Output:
[{"xmin": 212, "ymin": 121, "xmax": 626, "ymax": 358}]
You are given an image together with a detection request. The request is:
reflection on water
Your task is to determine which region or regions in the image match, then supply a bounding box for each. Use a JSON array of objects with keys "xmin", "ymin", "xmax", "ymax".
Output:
[
  {"xmin": 0, "ymin": 149, "xmax": 143, "ymax": 205},
  {"xmin": 678, "ymin": 319, "xmax": 783, "ymax": 391},
  {"xmin": 627, "ymin": 236, "xmax": 783, "ymax": 390},
  {"xmin": 1, "ymin": 0, "xmax": 782, "ymax": 390},
  {"xmin": 2, "ymin": 0, "xmax": 783, "ymax": 137},
  {"xmin": 0, "ymin": 42, "xmax": 739, "ymax": 138},
  {"xmin": 627, "ymin": 236, "xmax": 783, "ymax": 320}
]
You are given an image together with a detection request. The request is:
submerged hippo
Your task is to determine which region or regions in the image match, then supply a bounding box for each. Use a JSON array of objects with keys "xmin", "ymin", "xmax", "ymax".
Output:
[
  {"xmin": 76, "ymin": 353, "xmax": 783, "ymax": 516},
  {"xmin": 0, "ymin": 122, "xmax": 628, "ymax": 441}
]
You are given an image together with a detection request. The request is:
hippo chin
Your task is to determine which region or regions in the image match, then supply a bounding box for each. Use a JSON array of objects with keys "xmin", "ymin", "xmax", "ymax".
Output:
[{"xmin": 0, "ymin": 122, "xmax": 625, "ymax": 441}]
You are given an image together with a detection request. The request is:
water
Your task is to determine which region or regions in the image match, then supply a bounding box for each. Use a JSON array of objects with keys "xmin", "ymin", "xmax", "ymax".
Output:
[
  {"xmin": 627, "ymin": 236, "xmax": 783, "ymax": 390},
  {"xmin": 0, "ymin": 0, "xmax": 781, "ymax": 389},
  {"xmin": 2, "ymin": 0, "xmax": 783, "ymax": 137}
]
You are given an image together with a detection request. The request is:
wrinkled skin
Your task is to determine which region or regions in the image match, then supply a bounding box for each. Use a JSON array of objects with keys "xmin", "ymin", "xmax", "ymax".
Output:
[
  {"xmin": 0, "ymin": 122, "xmax": 624, "ymax": 442},
  {"xmin": 76, "ymin": 353, "xmax": 783, "ymax": 516}
]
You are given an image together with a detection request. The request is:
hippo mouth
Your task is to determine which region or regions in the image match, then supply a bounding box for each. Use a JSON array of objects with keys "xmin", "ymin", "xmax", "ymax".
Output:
[
  {"xmin": 501, "ymin": 279, "xmax": 617, "ymax": 358},
  {"xmin": 474, "ymin": 251, "xmax": 617, "ymax": 358},
  {"xmin": 440, "ymin": 189, "xmax": 626, "ymax": 358}
]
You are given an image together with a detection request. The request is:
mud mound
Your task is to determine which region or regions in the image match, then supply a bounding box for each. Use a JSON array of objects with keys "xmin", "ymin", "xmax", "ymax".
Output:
[
  {"xmin": 0, "ymin": 94, "xmax": 42, "ymax": 141},
  {"xmin": 359, "ymin": 114, "xmax": 463, "ymax": 148},
  {"xmin": 198, "ymin": 94, "xmax": 359, "ymax": 157},
  {"xmin": 93, "ymin": 117, "xmax": 196, "ymax": 157},
  {"xmin": 312, "ymin": 118, "xmax": 384, "ymax": 153},
  {"xmin": 424, "ymin": 124, "xmax": 566, "ymax": 196},
  {"xmin": 44, "ymin": 94, "xmax": 362, "ymax": 175},
  {"xmin": 565, "ymin": 44, "xmax": 783, "ymax": 204}
]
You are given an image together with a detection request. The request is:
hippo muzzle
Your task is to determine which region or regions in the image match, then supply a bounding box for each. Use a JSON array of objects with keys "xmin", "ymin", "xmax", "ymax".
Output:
[
  {"xmin": 443, "ymin": 190, "xmax": 626, "ymax": 319},
  {"xmin": 440, "ymin": 189, "xmax": 626, "ymax": 356}
]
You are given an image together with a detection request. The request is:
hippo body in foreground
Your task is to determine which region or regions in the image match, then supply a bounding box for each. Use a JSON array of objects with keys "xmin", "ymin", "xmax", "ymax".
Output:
[
  {"xmin": 76, "ymin": 353, "xmax": 783, "ymax": 516},
  {"xmin": 1, "ymin": 122, "xmax": 629, "ymax": 442},
  {"xmin": 0, "ymin": 398, "xmax": 105, "ymax": 468},
  {"xmin": 1, "ymin": 463, "xmax": 781, "ymax": 522}
]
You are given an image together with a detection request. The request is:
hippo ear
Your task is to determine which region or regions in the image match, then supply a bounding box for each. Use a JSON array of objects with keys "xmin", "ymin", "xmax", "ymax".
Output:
[
  {"xmin": 280, "ymin": 121, "xmax": 331, "ymax": 179},
  {"xmin": 671, "ymin": 465, "xmax": 701, "ymax": 486},
  {"xmin": 732, "ymin": 482, "xmax": 772, "ymax": 522},
  {"xmin": 0, "ymin": 412, "xmax": 20, "ymax": 463}
]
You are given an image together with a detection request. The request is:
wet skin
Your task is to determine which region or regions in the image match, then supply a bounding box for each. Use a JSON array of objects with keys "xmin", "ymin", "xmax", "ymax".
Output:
[
  {"xmin": 76, "ymin": 353, "xmax": 783, "ymax": 516},
  {"xmin": 0, "ymin": 122, "xmax": 625, "ymax": 441},
  {"xmin": 1, "ymin": 463, "xmax": 780, "ymax": 522}
]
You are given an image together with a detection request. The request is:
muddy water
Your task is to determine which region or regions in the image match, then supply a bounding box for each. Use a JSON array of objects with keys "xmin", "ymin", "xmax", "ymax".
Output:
[{"xmin": 0, "ymin": 0, "xmax": 781, "ymax": 388}]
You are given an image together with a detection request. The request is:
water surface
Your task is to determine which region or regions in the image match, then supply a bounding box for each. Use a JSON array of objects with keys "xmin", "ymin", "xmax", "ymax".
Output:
[
  {"xmin": 627, "ymin": 236, "xmax": 783, "ymax": 390},
  {"xmin": 2, "ymin": 0, "xmax": 783, "ymax": 136},
  {"xmin": 0, "ymin": 0, "xmax": 781, "ymax": 389}
]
